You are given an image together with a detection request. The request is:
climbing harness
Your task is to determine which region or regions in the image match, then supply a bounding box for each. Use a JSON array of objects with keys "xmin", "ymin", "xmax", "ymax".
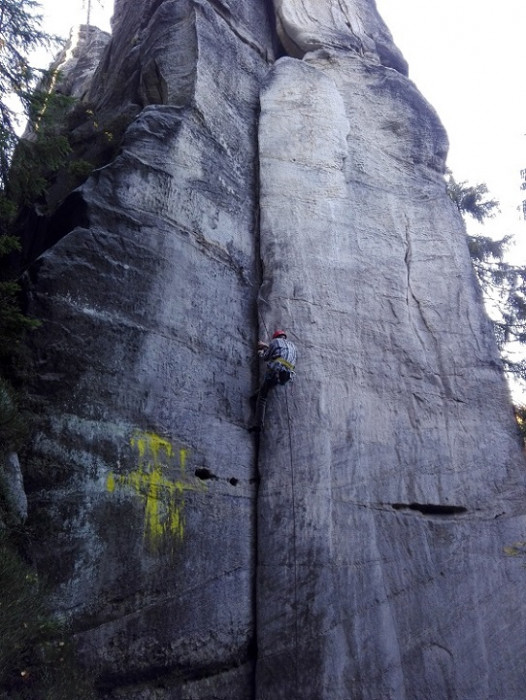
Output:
[
  {"xmin": 255, "ymin": 306, "xmax": 300, "ymax": 691},
  {"xmin": 273, "ymin": 356, "xmax": 295, "ymax": 372},
  {"xmin": 285, "ymin": 386, "xmax": 300, "ymax": 693}
]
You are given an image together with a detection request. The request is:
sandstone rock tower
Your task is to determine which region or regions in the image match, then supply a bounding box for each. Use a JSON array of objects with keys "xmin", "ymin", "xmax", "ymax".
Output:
[{"xmin": 15, "ymin": 2, "xmax": 526, "ymax": 698}]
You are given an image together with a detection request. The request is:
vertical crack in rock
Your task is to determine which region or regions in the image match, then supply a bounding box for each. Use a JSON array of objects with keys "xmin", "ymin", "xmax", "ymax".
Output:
[
  {"xmin": 20, "ymin": 1, "xmax": 275, "ymax": 697},
  {"xmin": 11, "ymin": 1, "xmax": 526, "ymax": 698},
  {"xmin": 402, "ymin": 213, "xmax": 455, "ymax": 403},
  {"xmin": 255, "ymin": 12, "xmax": 526, "ymax": 700}
]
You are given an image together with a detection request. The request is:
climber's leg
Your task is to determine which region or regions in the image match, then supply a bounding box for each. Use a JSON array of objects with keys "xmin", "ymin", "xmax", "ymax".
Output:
[
  {"xmin": 253, "ymin": 394, "xmax": 267, "ymax": 431},
  {"xmin": 250, "ymin": 371, "xmax": 278, "ymax": 432}
]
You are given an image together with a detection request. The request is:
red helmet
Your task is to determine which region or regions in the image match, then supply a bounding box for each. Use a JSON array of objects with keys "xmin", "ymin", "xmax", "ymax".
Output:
[{"xmin": 272, "ymin": 329, "xmax": 287, "ymax": 339}]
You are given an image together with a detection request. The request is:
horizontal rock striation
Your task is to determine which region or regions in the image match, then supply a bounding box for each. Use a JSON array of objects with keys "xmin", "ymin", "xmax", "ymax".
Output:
[
  {"xmin": 14, "ymin": 0, "xmax": 526, "ymax": 698},
  {"xmin": 256, "ymin": 51, "xmax": 526, "ymax": 699},
  {"xmin": 22, "ymin": 1, "xmax": 275, "ymax": 696},
  {"xmin": 273, "ymin": 0, "xmax": 407, "ymax": 73}
]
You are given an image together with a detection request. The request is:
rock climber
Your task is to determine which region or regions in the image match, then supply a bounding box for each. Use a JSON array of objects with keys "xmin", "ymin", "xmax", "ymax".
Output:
[{"xmin": 250, "ymin": 329, "xmax": 297, "ymax": 432}]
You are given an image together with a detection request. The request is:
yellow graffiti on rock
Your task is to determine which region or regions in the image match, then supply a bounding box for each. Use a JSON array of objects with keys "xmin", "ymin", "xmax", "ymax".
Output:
[{"xmin": 107, "ymin": 430, "xmax": 200, "ymax": 551}]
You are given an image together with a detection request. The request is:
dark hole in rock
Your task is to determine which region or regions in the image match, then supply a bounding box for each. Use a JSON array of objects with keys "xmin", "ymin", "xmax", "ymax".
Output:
[
  {"xmin": 194, "ymin": 467, "xmax": 218, "ymax": 481},
  {"xmin": 229, "ymin": 477, "xmax": 239, "ymax": 486},
  {"xmin": 392, "ymin": 502, "xmax": 467, "ymax": 516}
]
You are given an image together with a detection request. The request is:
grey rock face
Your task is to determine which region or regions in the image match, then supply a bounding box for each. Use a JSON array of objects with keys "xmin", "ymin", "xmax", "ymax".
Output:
[
  {"xmin": 1, "ymin": 452, "xmax": 28, "ymax": 523},
  {"xmin": 50, "ymin": 25, "xmax": 111, "ymax": 100},
  {"xmin": 22, "ymin": 1, "xmax": 273, "ymax": 695},
  {"xmin": 16, "ymin": 1, "xmax": 526, "ymax": 698},
  {"xmin": 255, "ymin": 52, "xmax": 526, "ymax": 699},
  {"xmin": 273, "ymin": 0, "xmax": 407, "ymax": 72}
]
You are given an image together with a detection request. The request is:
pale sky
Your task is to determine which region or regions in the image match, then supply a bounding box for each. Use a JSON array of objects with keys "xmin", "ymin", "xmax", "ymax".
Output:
[
  {"xmin": 375, "ymin": 0, "xmax": 526, "ymax": 255},
  {"xmin": 38, "ymin": 0, "xmax": 112, "ymax": 45},
  {"xmin": 24, "ymin": 2, "xmax": 111, "ymax": 64},
  {"xmin": 39, "ymin": 0, "xmax": 526, "ymax": 248},
  {"xmin": 32, "ymin": 0, "xmax": 111, "ymax": 75},
  {"xmin": 376, "ymin": 0, "xmax": 526, "ymax": 402},
  {"xmin": 37, "ymin": 0, "xmax": 526, "ymax": 249}
]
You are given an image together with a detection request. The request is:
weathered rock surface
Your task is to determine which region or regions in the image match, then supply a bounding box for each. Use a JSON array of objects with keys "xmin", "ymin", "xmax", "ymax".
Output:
[
  {"xmin": 256, "ymin": 52, "xmax": 526, "ymax": 699},
  {"xmin": 273, "ymin": 0, "xmax": 407, "ymax": 73},
  {"xmin": 14, "ymin": 0, "xmax": 526, "ymax": 698},
  {"xmin": 2, "ymin": 452, "xmax": 28, "ymax": 523},
  {"xmin": 50, "ymin": 25, "xmax": 111, "ymax": 100},
  {"xmin": 22, "ymin": 1, "xmax": 274, "ymax": 696}
]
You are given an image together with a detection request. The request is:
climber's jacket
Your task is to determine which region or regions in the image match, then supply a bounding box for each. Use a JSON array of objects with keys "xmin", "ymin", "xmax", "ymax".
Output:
[
  {"xmin": 251, "ymin": 336, "xmax": 297, "ymax": 431},
  {"xmin": 262, "ymin": 337, "xmax": 297, "ymax": 378}
]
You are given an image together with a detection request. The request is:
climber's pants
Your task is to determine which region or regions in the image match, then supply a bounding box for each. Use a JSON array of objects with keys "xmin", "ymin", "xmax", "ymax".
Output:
[{"xmin": 254, "ymin": 368, "xmax": 289, "ymax": 428}]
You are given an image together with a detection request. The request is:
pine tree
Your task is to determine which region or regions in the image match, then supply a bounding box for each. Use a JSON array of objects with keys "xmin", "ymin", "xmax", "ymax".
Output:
[
  {"xmin": 446, "ymin": 170, "xmax": 500, "ymax": 222},
  {"xmin": 447, "ymin": 172, "xmax": 526, "ymax": 385},
  {"xmin": 0, "ymin": 0, "xmax": 58, "ymax": 188},
  {"xmin": 0, "ymin": 0, "xmax": 74, "ymax": 220},
  {"xmin": 0, "ymin": 0, "xmax": 66, "ymax": 449}
]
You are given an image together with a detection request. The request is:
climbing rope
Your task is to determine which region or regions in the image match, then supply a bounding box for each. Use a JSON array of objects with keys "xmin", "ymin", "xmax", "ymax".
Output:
[
  {"xmin": 284, "ymin": 387, "xmax": 300, "ymax": 694},
  {"xmin": 257, "ymin": 298, "xmax": 300, "ymax": 690},
  {"xmin": 257, "ymin": 305, "xmax": 270, "ymax": 340}
]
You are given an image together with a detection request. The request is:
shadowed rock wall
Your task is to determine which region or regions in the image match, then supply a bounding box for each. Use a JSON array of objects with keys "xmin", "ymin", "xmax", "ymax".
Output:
[
  {"xmin": 16, "ymin": 1, "xmax": 526, "ymax": 698},
  {"xmin": 22, "ymin": 2, "xmax": 274, "ymax": 696}
]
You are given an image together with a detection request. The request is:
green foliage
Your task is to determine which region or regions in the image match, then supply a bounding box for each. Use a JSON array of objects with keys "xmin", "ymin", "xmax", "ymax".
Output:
[
  {"xmin": 0, "ymin": 3, "xmax": 61, "ymax": 468},
  {"xmin": 503, "ymin": 540, "xmax": 526, "ymax": 558},
  {"xmin": 468, "ymin": 233, "xmax": 526, "ymax": 380},
  {"xmin": 0, "ymin": 377, "xmax": 27, "ymax": 452},
  {"xmin": 9, "ymin": 129, "xmax": 71, "ymax": 205},
  {"xmin": 466, "ymin": 233, "xmax": 510, "ymax": 264},
  {"xmin": 0, "ymin": 0, "xmax": 74, "ymax": 216},
  {"xmin": 513, "ymin": 405, "xmax": 526, "ymax": 442},
  {"xmin": 0, "ymin": 233, "xmax": 18, "ymax": 255},
  {"xmin": 0, "ymin": 0, "xmax": 61, "ymax": 189},
  {"xmin": 450, "ymin": 173, "xmax": 526, "ymax": 384},
  {"xmin": 68, "ymin": 158, "xmax": 95, "ymax": 180},
  {"xmin": 446, "ymin": 171, "xmax": 500, "ymax": 223},
  {"xmin": 0, "ymin": 535, "xmax": 97, "ymax": 699},
  {"xmin": 0, "ymin": 236, "xmax": 40, "ymax": 388},
  {"xmin": 0, "ymin": 277, "xmax": 40, "ymax": 348},
  {"xmin": 6, "ymin": 83, "xmax": 74, "ymax": 211},
  {"xmin": 0, "ymin": 13, "xmax": 98, "ymax": 693},
  {"xmin": 0, "ymin": 536, "xmax": 45, "ymax": 683}
]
